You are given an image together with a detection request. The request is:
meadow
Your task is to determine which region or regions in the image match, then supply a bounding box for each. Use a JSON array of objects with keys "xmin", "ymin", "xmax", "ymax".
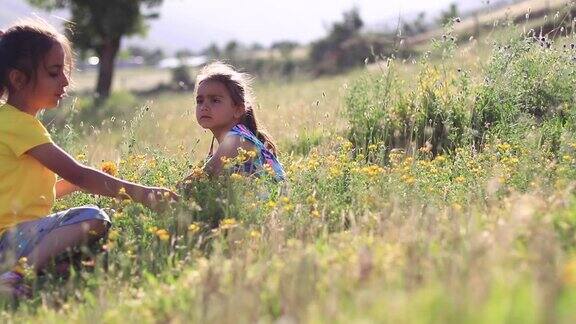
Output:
[{"xmin": 4, "ymin": 21, "xmax": 576, "ymax": 323}]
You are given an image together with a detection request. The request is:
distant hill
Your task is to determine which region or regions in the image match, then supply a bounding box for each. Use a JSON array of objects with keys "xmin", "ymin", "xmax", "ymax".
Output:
[{"xmin": 406, "ymin": 0, "xmax": 573, "ymax": 46}]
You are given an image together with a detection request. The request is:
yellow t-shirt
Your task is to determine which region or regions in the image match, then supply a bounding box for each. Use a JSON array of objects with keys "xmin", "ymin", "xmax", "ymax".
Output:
[{"xmin": 0, "ymin": 103, "xmax": 56, "ymax": 233}]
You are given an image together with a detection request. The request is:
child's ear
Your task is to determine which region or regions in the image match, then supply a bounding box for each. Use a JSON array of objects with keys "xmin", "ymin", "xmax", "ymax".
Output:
[
  {"xmin": 8, "ymin": 69, "xmax": 28, "ymax": 91},
  {"xmin": 234, "ymin": 104, "xmax": 246, "ymax": 119}
]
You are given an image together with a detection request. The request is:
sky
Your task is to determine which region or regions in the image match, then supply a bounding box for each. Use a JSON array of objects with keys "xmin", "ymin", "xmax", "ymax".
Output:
[{"xmin": 2, "ymin": 0, "xmax": 490, "ymax": 53}]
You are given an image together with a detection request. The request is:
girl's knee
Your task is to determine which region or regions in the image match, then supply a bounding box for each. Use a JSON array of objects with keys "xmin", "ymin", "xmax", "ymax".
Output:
[{"xmin": 76, "ymin": 206, "xmax": 110, "ymax": 221}]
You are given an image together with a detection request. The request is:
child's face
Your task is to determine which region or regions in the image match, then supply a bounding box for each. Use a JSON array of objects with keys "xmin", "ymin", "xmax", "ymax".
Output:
[
  {"xmin": 18, "ymin": 42, "xmax": 69, "ymax": 110},
  {"xmin": 195, "ymin": 80, "xmax": 243, "ymax": 131}
]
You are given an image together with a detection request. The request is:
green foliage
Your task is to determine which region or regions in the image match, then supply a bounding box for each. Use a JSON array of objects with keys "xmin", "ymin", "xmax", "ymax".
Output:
[
  {"xmin": 28, "ymin": 0, "xmax": 162, "ymax": 52},
  {"xmin": 309, "ymin": 8, "xmax": 377, "ymax": 75},
  {"xmin": 402, "ymin": 12, "xmax": 428, "ymax": 37},
  {"xmin": 28, "ymin": 0, "xmax": 163, "ymax": 99},
  {"xmin": 9, "ymin": 22, "xmax": 576, "ymax": 323},
  {"xmin": 345, "ymin": 56, "xmax": 472, "ymax": 157},
  {"xmin": 170, "ymin": 65, "xmax": 194, "ymax": 92},
  {"xmin": 472, "ymin": 38, "xmax": 576, "ymax": 147},
  {"xmin": 76, "ymin": 91, "xmax": 140, "ymax": 125},
  {"xmin": 438, "ymin": 3, "xmax": 459, "ymax": 26},
  {"xmin": 346, "ymin": 34, "xmax": 576, "ymax": 158}
]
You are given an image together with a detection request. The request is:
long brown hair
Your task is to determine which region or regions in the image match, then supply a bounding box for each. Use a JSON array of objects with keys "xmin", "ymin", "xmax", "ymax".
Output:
[
  {"xmin": 196, "ymin": 62, "xmax": 278, "ymax": 155},
  {"xmin": 0, "ymin": 19, "xmax": 73, "ymax": 99}
]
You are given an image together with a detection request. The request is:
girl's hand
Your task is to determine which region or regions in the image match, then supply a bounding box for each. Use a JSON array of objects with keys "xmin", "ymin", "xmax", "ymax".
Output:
[
  {"xmin": 27, "ymin": 142, "xmax": 179, "ymax": 212},
  {"xmin": 136, "ymin": 187, "xmax": 180, "ymax": 212}
]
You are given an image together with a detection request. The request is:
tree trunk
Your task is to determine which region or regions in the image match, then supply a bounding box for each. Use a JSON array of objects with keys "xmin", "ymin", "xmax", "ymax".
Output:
[{"xmin": 96, "ymin": 37, "xmax": 121, "ymax": 102}]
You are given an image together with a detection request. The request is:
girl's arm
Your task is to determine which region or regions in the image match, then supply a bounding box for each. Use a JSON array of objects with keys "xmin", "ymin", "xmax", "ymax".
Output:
[
  {"xmin": 27, "ymin": 143, "xmax": 178, "ymax": 209},
  {"xmin": 55, "ymin": 179, "xmax": 79, "ymax": 198},
  {"xmin": 183, "ymin": 135, "xmax": 255, "ymax": 181}
]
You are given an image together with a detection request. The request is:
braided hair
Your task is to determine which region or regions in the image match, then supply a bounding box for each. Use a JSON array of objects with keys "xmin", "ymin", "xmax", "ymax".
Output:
[{"xmin": 196, "ymin": 62, "xmax": 278, "ymax": 155}]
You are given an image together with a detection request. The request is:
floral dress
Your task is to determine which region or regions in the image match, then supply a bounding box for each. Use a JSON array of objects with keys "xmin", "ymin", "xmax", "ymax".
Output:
[{"xmin": 226, "ymin": 124, "xmax": 285, "ymax": 181}]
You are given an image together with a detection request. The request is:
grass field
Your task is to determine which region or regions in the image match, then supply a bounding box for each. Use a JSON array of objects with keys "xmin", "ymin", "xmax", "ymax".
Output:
[{"xmin": 5, "ymin": 16, "xmax": 576, "ymax": 323}]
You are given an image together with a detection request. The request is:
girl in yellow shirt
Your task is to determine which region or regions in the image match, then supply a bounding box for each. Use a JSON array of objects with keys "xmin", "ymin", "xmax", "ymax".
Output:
[{"xmin": 0, "ymin": 22, "xmax": 178, "ymax": 298}]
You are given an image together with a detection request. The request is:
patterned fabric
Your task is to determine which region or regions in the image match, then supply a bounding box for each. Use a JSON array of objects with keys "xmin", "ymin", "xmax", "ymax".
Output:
[{"xmin": 227, "ymin": 124, "xmax": 285, "ymax": 181}]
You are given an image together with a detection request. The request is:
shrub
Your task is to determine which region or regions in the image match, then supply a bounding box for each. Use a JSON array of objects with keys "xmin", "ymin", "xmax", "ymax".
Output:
[
  {"xmin": 472, "ymin": 38, "xmax": 576, "ymax": 147},
  {"xmin": 345, "ymin": 58, "xmax": 472, "ymax": 158}
]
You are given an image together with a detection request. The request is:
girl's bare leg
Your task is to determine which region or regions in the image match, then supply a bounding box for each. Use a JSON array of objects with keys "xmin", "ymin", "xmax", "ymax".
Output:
[{"xmin": 25, "ymin": 219, "xmax": 108, "ymax": 271}]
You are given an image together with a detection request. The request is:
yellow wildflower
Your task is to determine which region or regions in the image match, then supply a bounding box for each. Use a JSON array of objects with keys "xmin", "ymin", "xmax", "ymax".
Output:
[
  {"xmin": 220, "ymin": 218, "xmax": 238, "ymax": 230},
  {"xmin": 188, "ymin": 167, "xmax": 206, "ymax": 180},
  {"xmin": 247, "ymin": 150, "xmax": 257, "ymax": 159},
  {"xmin": 108, "ymin": 229, "xmax": 120, "ymax": 240},
  {"xmin": 497, "ymin": 143, "xmax": 511, "ymax": 151},
  {"xmin": 306, "ymin": 195, "xmax": 317, "ymax": 205},
  {"xmin": 101, "ymin": 161, "xmax": 118, "ymax": 176},
  {"xmin": 230, "ymin": 173, "xmax": 243, "ymax": 181},
  {"xmin": 263, "ymin": 164, "xmax": 274, "ymax": 175},
  {"xmin": 118, "ymin": 187, "xmax": 131, "ymax": 201},
  {"xmin": 311, "ymin": 210, "xmax": 321, "ymax": 218},
  {"xmin": 434, "ymin": 155, "xmax": 446, "ymax": 163},
  {"xmin": 329, "ymin": 166, "xmax": 342, "ymax": 177},
  {"xmin": 342, "ymin": 141, "xmax": 353, "ymax": 151},
  {"xmin": 188, "ymin": 223, "xmax": 200, "ymax": 234},
  {"xmin": 155, "ymin": 229, "xmax": 170, "ymax": 241},
  {"xmin": 220, "ymin": 156, "xmax": 232, "ymax": 168},
  {"xmin": 249, "ymin": 230, "xmax": 261, "ymax": 239},
  {"xmin": 12, "ymin": 257, "xmax": 29, "ymax": 276}
]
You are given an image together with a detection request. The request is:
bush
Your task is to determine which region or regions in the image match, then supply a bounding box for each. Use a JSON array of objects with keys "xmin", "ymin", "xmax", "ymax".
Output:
[
  {"xmin": 472, "ymin": 38, "xmax": 576, "ymax": 147},
  {"xmin": 171, "ymin": 65, "xmax": 194, "ymax": 91},
  {"xmin": 346, "ymin": 34, "xmax": 576, "ymax": 159},
  {"xmin": 345, "ymin": 57, "xmax": 472, "ymax": 158}
]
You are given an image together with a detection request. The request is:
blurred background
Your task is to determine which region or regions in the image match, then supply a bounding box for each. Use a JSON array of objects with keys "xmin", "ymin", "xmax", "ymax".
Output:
[
  {"xmin": 0, "ymin": 0, "xmax": 571, "ymax": 159},
  {"xmin": 1, "ymin": 0, "xmax": 544, "ymax": 96}
]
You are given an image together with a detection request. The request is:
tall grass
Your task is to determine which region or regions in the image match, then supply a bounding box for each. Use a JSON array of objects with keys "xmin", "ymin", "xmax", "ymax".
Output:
[{"xmin": 4, "ymin": 23, "xmax": 576, "ymax": 323}]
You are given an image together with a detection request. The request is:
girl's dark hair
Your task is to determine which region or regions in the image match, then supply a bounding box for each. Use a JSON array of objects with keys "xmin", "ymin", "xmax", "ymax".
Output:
[
  {"xmin": 196, "ymin": 62, "xmax": 278, "ymax": 155},
  {"xmin": 0, "ymin": 19, "xmax": 73, "ymax": 98}
]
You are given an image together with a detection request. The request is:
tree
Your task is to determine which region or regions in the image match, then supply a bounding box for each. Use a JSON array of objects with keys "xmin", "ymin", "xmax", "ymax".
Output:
[
  {"xmin": 309, "ymin": 7, "xmax": 364, "ymax": 68},
  {"xmin": 127, "ymin": 46, "xmax": 164, "ymax": 66},
  {"xmin": 271, "ymin": 40, "xmax": 299, "ymax": 59},
  {"xmin": 224, "ymin": 40, "xmax": 239, "ymax": 60},
  {"xmin": 175, "ymin": 49, "xmax": 194, "ymax": 59},
  {"xmin": 249, "ymin": 42, "xmax": 264, "ymax": 51},
  {"xmin": 438, "ymin": 3, "xmax": 459, "ymax": 26},
  {"xmin": 402, "ymin": 12, "xmax": 427, "ymax": 37},
  {"xmin": 28, "ymin": 0, "xmax": 163, "ymax": 101},
  {"xmin": 202, "ymin": 43, "xmax": 221, "ymax": 59}
]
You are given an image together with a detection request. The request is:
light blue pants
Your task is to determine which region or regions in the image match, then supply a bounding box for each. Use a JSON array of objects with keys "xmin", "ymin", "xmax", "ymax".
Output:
[{"xmin": 0, "ymin": 205, "xmax": 111, "ymax": 266}]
